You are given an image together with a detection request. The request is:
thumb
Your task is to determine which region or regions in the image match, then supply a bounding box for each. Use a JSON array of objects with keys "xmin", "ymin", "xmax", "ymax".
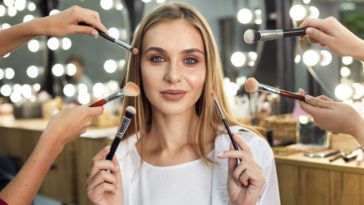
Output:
[{"xmin": 227, "ymin": 144, "xmax": 237, "ymax": 173}]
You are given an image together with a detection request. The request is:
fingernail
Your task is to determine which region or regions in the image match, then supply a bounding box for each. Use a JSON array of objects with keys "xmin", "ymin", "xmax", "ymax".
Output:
[
  {"xmin": 216, "ymin": 152, "xmax": 224, "ymax": 158},
  {"xmin": 105, "ymin": 145, "xmax": 111, "ymax": 151},
  {"xmin": 306, "ymin": 27, "xmax": 313, "ymax": 34},
  {"xmin": 305, "ymin": 95, "xmax": 313, "ymax": 102},
  {"xmin": 92, "ymin": 30, "xmax": 99, "ymax": 38}
]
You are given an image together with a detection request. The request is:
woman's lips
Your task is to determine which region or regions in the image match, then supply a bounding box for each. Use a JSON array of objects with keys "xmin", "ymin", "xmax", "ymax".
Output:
[{"xmin": 160, "ymin": 90, "xmax": 187, "ymax": 101}]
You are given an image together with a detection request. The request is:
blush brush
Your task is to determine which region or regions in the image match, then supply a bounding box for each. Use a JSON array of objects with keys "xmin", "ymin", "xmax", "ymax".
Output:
[
  {"xmin": 89, "ymin": 82, "xmax": 140, "ymax": 107},
  {"xmin": 245, "ymin": 77, "xmax": 305, "ymax": 101}
]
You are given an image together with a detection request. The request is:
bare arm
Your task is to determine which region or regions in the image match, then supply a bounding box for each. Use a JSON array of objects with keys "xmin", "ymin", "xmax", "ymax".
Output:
[
  {"xmin": 0, "ymin": 106, "xmax": 103, "ymax": 205},
  {"xmin": 0, "ymin": 5, "xmax": 106, "ymax": 57}
]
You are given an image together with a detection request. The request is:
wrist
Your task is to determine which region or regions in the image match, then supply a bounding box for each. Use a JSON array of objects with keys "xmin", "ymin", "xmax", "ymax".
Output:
[
  {"xmin": 354, "ymin": 39, "xmax": 364, "ymax": 62},
  {"xmin": 353, "ymin": 116, "xmax": 364, "ymax": 147},
  {"xmin": 38, "ymin": 132, "xmax": 65, "ymax": 155}
]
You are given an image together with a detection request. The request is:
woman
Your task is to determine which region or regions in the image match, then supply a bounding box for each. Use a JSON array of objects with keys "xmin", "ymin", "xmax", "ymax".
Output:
[{"xmin": 87, "ymin": 3, "xmax": 280, "ymax": 205}]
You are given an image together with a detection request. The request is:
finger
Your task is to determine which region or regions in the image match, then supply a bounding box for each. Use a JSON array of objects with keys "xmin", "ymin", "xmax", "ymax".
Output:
[
  {"xmin": 300, "ymin": 18, "xmax": 330, "ymax": 33},
  {"xmin": 88, "ymin": 183, "xmax": 117, "ymax": 198},
  {"xmin": 76, "ymin": 8, "xmax": 107, "ymax": 32},
  {"xmin": 71, "ymin": 24, "xmax": 99, "ymax": 36},
  {"xmin": 87, "ymin": 106, "xmax": 104, "ymax": 117},
  {"xmin": 93, "ymin": 146, "xmax": 111, "ymax": 161},
  {"xmin": 88, "ymin": 159, "xmax": 119, "ymax": 181},
  {"xmin": 305, "ymin": 95, "xmax": 334, "ymax": 108},
  {"xmin": 227, "ymin": 144, "xmax": 237, "ymax": 172},
  {"xmin": 112, "ymin": 156, "xmax": 122, "ymax": 189},
  {"xmin": 232, "ymin": 134, "xmax": 252, "ymax": 155},
  {"xmin": 239, "ymin": 170, "xmax": 252, "ymax": 187},
  {"xmin": 317, "ymin": 95, "xmax": 333, "ymax": 101},
  {"xmin": 305, "ymin": 27, "xmax": 334, "ymax": 47},
  {"xmin": 87, "ymin": 170, "xmax": 117, "ymax": 190},
  {"xmin": 298, "ymin": 88, "xmax": 305, "ymax": 95}
]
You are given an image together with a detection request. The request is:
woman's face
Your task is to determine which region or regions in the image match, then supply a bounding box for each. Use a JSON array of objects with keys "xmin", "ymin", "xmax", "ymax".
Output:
[{"xmin": 141, "ymin": 19, "xmax": 206, "ymax": 115}]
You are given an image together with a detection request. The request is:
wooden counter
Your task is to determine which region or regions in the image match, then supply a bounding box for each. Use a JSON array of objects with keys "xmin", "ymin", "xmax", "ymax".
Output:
[
  {"xmin": 0, "ymin": 119, "xmax": 113, "ymax": 205},
  {"xmin": 276, "ymin": 149, "xmax": 364, "ymax": 205},
  {"xmin": 1, "ymin": 119, "xmax": 364, "ymax": 205}
]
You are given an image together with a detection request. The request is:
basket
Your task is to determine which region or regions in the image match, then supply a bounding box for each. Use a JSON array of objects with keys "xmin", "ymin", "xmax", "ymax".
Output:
[{"xmin": 262, "ymin": 114, "xmax": 298, "ymax": 142}]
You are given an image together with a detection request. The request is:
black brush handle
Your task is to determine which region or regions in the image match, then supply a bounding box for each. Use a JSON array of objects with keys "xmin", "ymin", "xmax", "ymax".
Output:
[
  {"xmin": 106, "ymin": 137, "xmax": 121, "ymax": 160},
  {"xmin": 283, "ymin": 27, "xmax": 306, "ymax": 37}
]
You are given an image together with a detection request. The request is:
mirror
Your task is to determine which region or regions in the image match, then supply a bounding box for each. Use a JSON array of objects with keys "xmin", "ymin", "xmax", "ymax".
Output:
[
  {"xmin": 54, "ymin": 0, "xmax": 131, "ymax": 105},
  {"xmin": 0, "ymin": 1, "xmax": 45, "ymax": 104},
  {"xmin": 292, "ymin": 0, "xmax": 364, "ymax": 103}
]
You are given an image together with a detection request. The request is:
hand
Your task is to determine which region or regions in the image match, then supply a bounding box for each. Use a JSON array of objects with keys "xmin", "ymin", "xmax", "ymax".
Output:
[
  {"xmin": 299, "ymin": 17, "xmax": 364, "ymax": 61},
  {"xmin": 217, "ymin": 134, "xmax": 265, "ymax": 205},
  {"xmin": 87, "ymin": 147, "xmax": 123, "ymax": 205},
  {"xmin": 36, "ymin": 6, "xmax": 107, "ymax": 37},
  {"xmin": 41, "ymin": 106, "xmax": 103, "ymax": 146},
  {"xmin": 298, "ymin": 89, "xmax": 364, "ymax": 140}
]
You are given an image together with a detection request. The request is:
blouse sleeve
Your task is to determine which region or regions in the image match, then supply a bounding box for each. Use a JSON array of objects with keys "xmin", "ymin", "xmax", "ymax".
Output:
[{"xmin": 243, "ymin": 133, "xmax": 281, "ymax": 205}]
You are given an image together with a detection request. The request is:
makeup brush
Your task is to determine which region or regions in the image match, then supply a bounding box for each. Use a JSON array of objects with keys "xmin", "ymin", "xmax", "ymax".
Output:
[
  {"xmin": 89, "ymin": 82, "xmax": 140, "ymax": 107},
  {"xmin": 106, "ymin": 106, "xmax": 136, "ymax": 160},
  {"xmin": 245, "ymin": 77, "xmax": 305, "ymax": 101},
  {"xmin": 244, "ymin": 28, "xmax": 306, "ymax": 44},
  {"xmin": 211, "ymin": 92, "xmax": 240, "ymax": 152},
  {"xmin": 78, "ymin": 22, "xmax": 139, "ymax": 55}
]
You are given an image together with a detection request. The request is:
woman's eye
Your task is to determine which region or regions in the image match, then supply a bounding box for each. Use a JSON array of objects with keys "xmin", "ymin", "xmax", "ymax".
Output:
[
  {"xmin": 151, "ymin": 56, "xmax": 165, "ymax": 62},
  {"xmin": 185, "ymin": 57, "xmax": 197, "ymax": 64}
]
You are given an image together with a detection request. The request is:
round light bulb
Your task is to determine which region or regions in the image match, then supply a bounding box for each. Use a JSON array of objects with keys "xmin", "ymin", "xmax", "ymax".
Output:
[
  {"xmin": 237, "ymin": 8, "xmax": 253, "ymax": 24},
  {"xmin": 303, "ymin": 50, "xmax": 320, "ymax": 66},
  {"xmin": 5, "ymin": 67, "xmax": 15, "ymax": 79},
  {"xmin": 63, "ymin": 84, "xmax": 76, "ymax": 97},
  {"xmin": 104, "ymin": 59, "xmax": 117, "ymax": 73},
  {"xmin": 26, "ymin": 65, "xmax": 39, "ymax": 78},
  {"xmin": 47, "ymin": 37, "xmax": 60, "ymax": 50},
  {"xmin": 335, "ymin": 83, "xmax": 353, "ymax": 101},
  {"xmin": 28, "ymin": 39, "xmax": 40, "ymax": 52},
  {"xmin": 52, "ymin": 64, "xmax": 64, "ymax": 77},
  {"xmin": 61, "ymin": 37, "xmax": 72, "ymax": 50},
  {"xmin": 100, "ymin": 0, "xmax": 113, "ymax": 10},
  {"xmin": 289, "ymin": 4, "xmax": 307, "ymax": 21},
  {"xmin": 231, "ymin": 51, "xmax": 246, "ymax": 67}
]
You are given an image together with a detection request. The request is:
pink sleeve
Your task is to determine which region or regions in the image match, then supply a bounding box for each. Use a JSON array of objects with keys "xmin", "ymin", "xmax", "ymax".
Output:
[{"xmin": 0, "ymin": 198, "xmax": 7, "ymax": 205}]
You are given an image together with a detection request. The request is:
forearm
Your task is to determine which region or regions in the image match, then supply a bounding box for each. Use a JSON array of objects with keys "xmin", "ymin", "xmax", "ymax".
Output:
[
  {"xmin": 0, "ymin": 134, "xmax": 64, "ymax": 205},
  {"xmin": 352, "ymin": 39, "xmax": 364, "ymax": 62},
  {"xmin": 354, "ymin": 117, "xmax": 364, "ymax": 148},
  {"xmin": 0, "ymin": 18, "xmax": 46, "ymax": 57}
]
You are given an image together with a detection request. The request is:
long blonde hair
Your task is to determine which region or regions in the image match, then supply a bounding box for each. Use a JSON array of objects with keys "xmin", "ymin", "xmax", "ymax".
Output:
[{"xmin": 121, "ymin": 2, "xmax": 249, "ymax": 161}]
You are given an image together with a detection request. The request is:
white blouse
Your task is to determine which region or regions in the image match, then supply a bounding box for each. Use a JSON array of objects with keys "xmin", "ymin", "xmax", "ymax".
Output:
[{"xmin": 115, "ymin": 126, "xmax": 281, "ymax": 205}]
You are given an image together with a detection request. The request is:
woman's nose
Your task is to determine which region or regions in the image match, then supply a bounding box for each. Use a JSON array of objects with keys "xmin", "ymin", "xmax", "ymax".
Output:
[{"xmin": 164, "ymin": 61, "xmax": 183, "ymax": 83}]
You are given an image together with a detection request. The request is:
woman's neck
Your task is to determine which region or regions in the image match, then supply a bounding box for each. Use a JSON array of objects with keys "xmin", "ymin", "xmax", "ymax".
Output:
[{"xmin": 148, "ymin": 109, "xmax": 200, "ymax": 151}]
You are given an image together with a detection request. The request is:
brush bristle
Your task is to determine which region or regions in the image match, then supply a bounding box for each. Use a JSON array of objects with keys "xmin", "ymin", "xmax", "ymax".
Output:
[
  {"xmin": 125, "ymin": 82, "xmax": 140, "ymax": 96},
  {"xmin": 243, "ymin": 29, "xmax": 260, "ymax": 44},
  {"xmin": 125, "ymin": 106, "xmax": 136, "ymax": 118},
  {"xmin": 131, "ymin": 47, "xmax": 139, "ymax": 55},
  {"xmin": 245, "ymin": 77, "xmax": 259, "ymax": 93}
]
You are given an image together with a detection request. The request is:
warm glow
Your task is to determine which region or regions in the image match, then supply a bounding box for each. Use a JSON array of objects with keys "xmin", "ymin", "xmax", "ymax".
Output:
[
  {"xmin": 335, "ymin": 83, "xmax": 353, "ymax": 101},
  {"xmin": 231, "ymin": 52, "xmax": 246, "ymax": 67},
  {"xmin": 290, "ymin": 4, "xmax": 307, "ymax": 21},
  {"xmin": 237, "ymin": 8, "xmax": 253, "ymax": 24}
]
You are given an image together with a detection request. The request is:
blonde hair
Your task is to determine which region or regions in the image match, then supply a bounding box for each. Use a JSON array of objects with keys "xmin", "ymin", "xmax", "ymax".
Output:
[{"xmin": 121, "ymin": 2, "xmax": 250, "ymax": 161}]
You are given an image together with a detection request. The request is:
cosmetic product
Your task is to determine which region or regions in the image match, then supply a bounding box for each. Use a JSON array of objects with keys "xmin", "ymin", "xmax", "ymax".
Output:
[
  {"xmin": 106, "ymin": 106, "xmax": 136, "ymax": 160},
  {"xmin": 78, "ymin": 22, "xmax": 139, "ymax": 54},
  {"xmin": 89, "ymin": 82, "xmax": 140, "ymax": 107},
  {"xmin": 245, "ymin": 77, "xmax": 305, "ymax": 101},
  {"xmin": 244, "ymin": 28, "xmax": 306, "ymax": 44},
  {"xmin": 211, "ymin": 92, "xmax": 240, "ymax": 152}
]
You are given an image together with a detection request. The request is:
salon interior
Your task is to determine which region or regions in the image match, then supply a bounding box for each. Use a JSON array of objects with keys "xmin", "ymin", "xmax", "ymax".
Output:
[{"xmin": 1, "ymin": 0, "xmax": 364, "ymax": 204}]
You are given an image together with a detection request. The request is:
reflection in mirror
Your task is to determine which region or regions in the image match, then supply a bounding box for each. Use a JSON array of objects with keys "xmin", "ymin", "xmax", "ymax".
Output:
[
  {"xmin": 292, "ymin": 0, "xmax": 364, "ymax": 106},
  {"xmin": 0, "ymin": 1, "xmax": 44, "ymax": 105},
  {"xmin": 54, "ymin": 0, "xmax": 131, "ymax": 105}
]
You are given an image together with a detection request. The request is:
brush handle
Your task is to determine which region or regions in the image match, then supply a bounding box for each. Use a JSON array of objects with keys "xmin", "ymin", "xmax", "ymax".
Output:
[
  {"xmin": 106, "ymin": 136, "xmax": 122, "ymax": 160},
  {"xmin": 89, "ymin": 99, "xmax": 107, "ymax": 107},
  {"xmin": 280, "ymin": 90, "xmax": 305, "ymax": 101},
  {"xmin": 223, "ymin": 119, "xmax": 240, "ymax": 151},
  {"xmin": 283, "ymin": 27, "xmax": 306, "ymax": 37}
]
